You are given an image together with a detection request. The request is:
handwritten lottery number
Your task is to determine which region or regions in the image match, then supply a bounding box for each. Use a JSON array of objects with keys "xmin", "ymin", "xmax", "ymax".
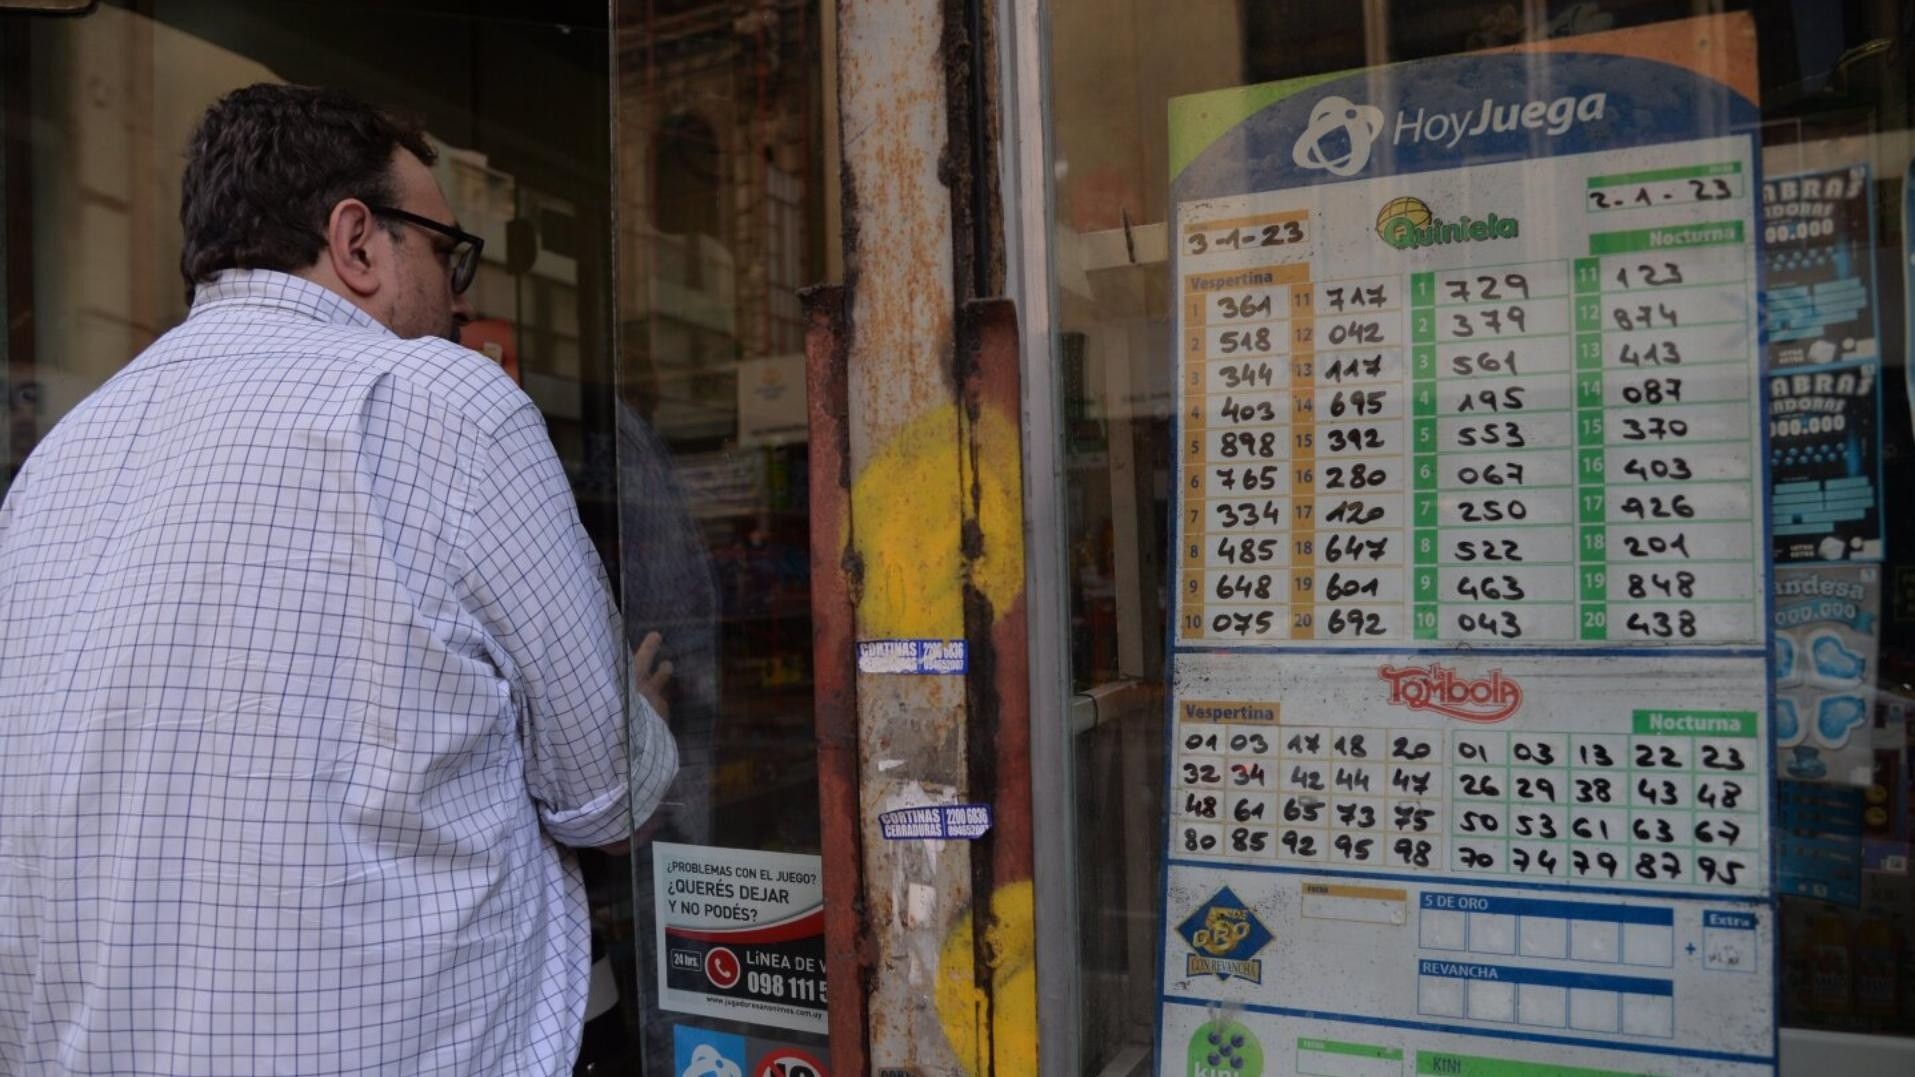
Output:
[
  {"xmin": 1613, "ymin": 261, "xmax": 1687, "ymax": 288},
  {"xmin": 1333, "ymin": 834, "xmax": 1376, "ymax": 862},
  {"xmin": 1694, "ymin": 818, "xmax": 1744, "ymax": 846},
  {"xmin": 1445, "ymin": 273, "xmax": 1531, "ymax": 303},
  {"xmin": 1698, "ymin": 855, "xmax": 1745, "ymax": 887},
  {"xmin": 1218, "ymin": 362, "xmax": 1276, "ymax": 389},
  {"xmin": 1230, "ymin": 828, "xmax": 1270, "ymax": 854},
  {"xmin": 1210, "ymin": 611, "xmax": 1276, "ymax": 635},
  {"xmin": 1621, "ymin": 456, "xmax": 1695, "ymax": 482},
  {"xmin": 1216, "ymin": 294, "xmax": 1274, "ymax": 320},
  {"xmin": 1617, "ymin": 341, "xmax": 1682, "ymax": 367},
  {"xmin": 1182, "ymin": 828, "xmax": 1218, "ymax": 853},
  {"xmin": 1326, "ymin": 607, "xmax": 1387, "ymax": 638},
  {"xmin": 1612, "ymin": 304, "xmax": 1680, "ymax": 331},
  {"xmin": 1623, "ymin": 610, "xmax": 1698, "ymax": 639},
  {"xmin": 1511, "ymin": 846, "xmax": 1560, "ymax": 875},
  {"xmin": 1450, "ymin": 306, "xmax": 1527, "ymax": 337},
  {"xmin": 1392, "ymin": 803, "xmax": 1436, "ymax": 831},
  {"xmin": 1572, "ymin": 849, "xmax": 1620, "ymax": 878},
  {"xmin": 1393, "ymin": 838, "xmax": 1434, "ymax": 867},
  {"xmin": 1283, "ymin": 796, "xmax": 1326, "ymax": 822},
  {"xmin": 1696, "ymin": 781, "xmax": 1743, "ymax": 809},
  {"xmin": 1699, "ymin": 745, "xmax": 1747, "ymax": 771},
  {"xmin": 1633, "ymin": 850, "xmax": 1683, "ymax": 881}
]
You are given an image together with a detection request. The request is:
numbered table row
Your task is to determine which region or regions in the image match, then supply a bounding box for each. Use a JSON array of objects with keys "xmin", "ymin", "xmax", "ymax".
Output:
[{"xmin": 1183, "ymin": 599, "xmax": 1760, "ymax": 643}]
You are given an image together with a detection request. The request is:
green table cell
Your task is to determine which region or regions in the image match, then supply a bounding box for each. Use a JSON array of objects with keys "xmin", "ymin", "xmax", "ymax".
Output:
[
  {"xmin": 1579, "ymin": 603, "xmax": 1608, "ymax": 641},
  {"xmin": 1577, "ymin": 372, "xmax": 1603, "ymax": 408},
  {"xmin": 1589, "ymin": 218, "xmax": 1744, "ymax": 255},
  {"xmin": 1576, "ymin": 333, "xmax": 1604, "ymax": 369},
  {"xmin": 1411, "ymin": 271, "xmax": 1436, "ymax": 307},
  {"xmin": 1414, "ymin": 529, "xmax": 1437, "ymax": 565},
  {"xmin": 1412, "ymin": 309, "xmax": 1436, "ymax": 343},
  {"xmin": 1577, "ymin": 448, "xmax": 1606, "ymax": 483},
  {"xmin": 1579, "ymin": 524, "xmax": 1608, "ymax": 562},
  {"xmin": 1418, "ymin": 1050, "xmax": 1650, "ymax": 1077},
  {"xmin": 1414, "ymin": 569, "xmax": 1438, "ymax": 602},
  {"xmin": 1412, "ymin": 344, "xmax": 1437, "ymax": 379},
  {"xmin": 1414, "ymin": 603, "xmax": 1438, "ymax": 638},
  {"xmin": 1413, "ymin": 456, "xmax": 1437, "ymax": 490},
  {"xmin": 1414, "ymin": 493, "xmax": 1438, "ymax": 528},
  {"xmin": 1579, "ymin": 566, "xmax": 1608, "ymax": 601},
  {"xmin": 1577, "ymin": 488, "xmax": 1606, "ymax": 524},
  {"xmin": 1301, "ymin": 1038, "xmax": 1403, "ymax": 1062},
  {"xmin": 1576, "ymin": 409, "xmax": 1604, "ymax": 444},
  {"xmin": 1413, "ymin": 384, "xmax": 1437, "ymax": 417},
  {"xmin": 1588, "ymin": 160, "xmax": 1741, "ymax": 189},
  {"xmin": 1632, "ymin": 709, "xmax": 1759, "ymax": 737},
  {"xmin": 1574, "ymin": 296, "xmax": 1604, "ymax": 333},
  {"xmin": 1414, "ymin": 418, "xmax": 1437, "ymax": 452},
  {"xmin": 1573, "ymin": 257, "xmax": 1602, "ymax": 294}
]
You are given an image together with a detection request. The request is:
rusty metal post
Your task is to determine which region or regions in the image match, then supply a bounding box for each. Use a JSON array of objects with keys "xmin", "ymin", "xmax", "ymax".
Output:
[
  {"xmin": 803, "ymin": 283, "xmax": 869, "ymax": 1076},
  {"xmin": 807, "ymin": 0, "xmax": 1038, "ymax": 1072}
]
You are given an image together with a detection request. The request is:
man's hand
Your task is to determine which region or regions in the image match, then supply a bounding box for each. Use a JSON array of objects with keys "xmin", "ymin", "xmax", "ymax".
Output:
[
  {"xmin": 595, "ymin": 632, "xmax": 675, "ymax": 856},
  {"xmin": 633, "ymin": 630, "xmax": 674, "ymax": 722}
]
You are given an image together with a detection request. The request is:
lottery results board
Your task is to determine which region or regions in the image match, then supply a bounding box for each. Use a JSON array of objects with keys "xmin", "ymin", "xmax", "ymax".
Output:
[{"xmin": 1157, "ymin": 16, "xmax": 1778, "ymax": 1077}]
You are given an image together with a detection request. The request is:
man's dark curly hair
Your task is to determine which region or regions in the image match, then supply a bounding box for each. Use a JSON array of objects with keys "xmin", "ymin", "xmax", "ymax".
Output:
[{"xmin": 179, "ymin": 83, "xmax": 435, "ymax": 301}]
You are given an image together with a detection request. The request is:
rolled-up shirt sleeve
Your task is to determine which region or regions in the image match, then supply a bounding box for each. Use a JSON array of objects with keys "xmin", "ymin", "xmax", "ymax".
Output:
[{"xmin": 461, "ymin": 402, "xmax": 677, "ymax": 847}]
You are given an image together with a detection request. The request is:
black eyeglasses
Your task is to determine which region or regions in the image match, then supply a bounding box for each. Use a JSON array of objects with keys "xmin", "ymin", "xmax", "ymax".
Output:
[{"xmin": 366, "ymin": 204, "xmax": 484, "ymax": 295}]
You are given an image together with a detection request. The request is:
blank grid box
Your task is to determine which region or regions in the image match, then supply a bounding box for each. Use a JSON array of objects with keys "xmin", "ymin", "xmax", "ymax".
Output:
[
  {"xmin": 1622, "ymin": 993, "xmax": 1674, "ymax": 1038},
  {"xmin": 1518, "ymin": 984, "xmax": 1568, "ymax": 1027},
  {"xmin": 1570, "ymin": 920, "xmax": 1620, "ymax": 963},
  {"xmin": 1569, "ymin": 988, "xmax": 1619, "ymax": 1032},
  {"xmin": 1467, "ymin": 980, "xmax": 1516, "ymax": 1023},
  {"xmin": 1519, "ymin": 917, "xmax": 1567, "ymax": 959},
  {"xmin": 1420, "ymin": 976, "xmax": 1465, "ymax": 1018},
  {"xmin": 1421, "ymin": 909, "xmax": 1467, "ymax": 951},
  {"xmin": 1469, "ymin": 912, "xmax": 1517, "ymax": 954},
  {"xmin": 1622, "ymin": 923, "xmax": 1674, "ymax": 967}
]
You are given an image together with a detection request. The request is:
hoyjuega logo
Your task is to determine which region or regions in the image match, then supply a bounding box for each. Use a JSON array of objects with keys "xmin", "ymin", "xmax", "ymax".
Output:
[
  {"xmin": 1378, "ymin": 663, "xmax": 1523, "ymax": 722},
  {"xmin": 1396, "ymin": 92, "xmax": 1609, "ymax": 148},
  {"xmin": 1293, "ymin": 95, "xmax": 1384, "ymax": 177},
  {"xmin": 1295, "ymin": 90, "xmax": 1609, "ymax": 175}
]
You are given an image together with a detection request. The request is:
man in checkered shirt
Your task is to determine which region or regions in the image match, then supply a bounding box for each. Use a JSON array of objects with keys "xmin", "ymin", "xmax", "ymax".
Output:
[{"xmin": 0, "ymin": 84, "xmax": 677, "ymax": 1074}]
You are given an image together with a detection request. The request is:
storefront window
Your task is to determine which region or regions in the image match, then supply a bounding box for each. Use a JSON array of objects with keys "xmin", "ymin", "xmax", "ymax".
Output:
[
  {"xmin": 1044, "ymin": 2, "xmax": 1914, "ymax": 1073},
  {"xmin": 614, "ymin": 2, "xmax": 836, "ymax": 1073}
]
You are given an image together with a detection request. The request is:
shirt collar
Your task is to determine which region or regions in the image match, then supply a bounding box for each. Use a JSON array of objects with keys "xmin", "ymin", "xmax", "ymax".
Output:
[{"xmin": 190, "ymin": 268, "xmax": 391, "ymax": 337}]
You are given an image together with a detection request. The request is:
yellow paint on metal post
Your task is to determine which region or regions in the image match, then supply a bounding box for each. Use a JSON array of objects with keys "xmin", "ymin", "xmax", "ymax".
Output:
[{"xmin": 849, "ymin": 402, "xmax": 1024, "ymax": 639}]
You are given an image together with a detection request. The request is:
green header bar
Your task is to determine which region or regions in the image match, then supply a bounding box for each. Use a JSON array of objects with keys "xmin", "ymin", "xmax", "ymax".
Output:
[
  {"xmin": 1416, "ymin": 1051, "xmax": 1651, "ymax": 1077},
  {"xmin": 1632, "ymin": 709, "xmax": 1759, "ymax": 737},
  {"xmin": 1588, "ymin": 160, "xmax": 1742, "ymax": 188},
  {"xmin": 1589, "ymin": 220, "xmax": 1744, "ymax": 255},
  {"xmin": 1299, "ymin": 1038, "xmax": 1403, "ymax": 1060}
]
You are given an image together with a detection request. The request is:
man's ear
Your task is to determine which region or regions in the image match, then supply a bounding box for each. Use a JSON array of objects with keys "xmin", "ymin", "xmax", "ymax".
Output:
[{"xmin": 324, "ymin": 199, "xmax": 382, "ymax": 299}]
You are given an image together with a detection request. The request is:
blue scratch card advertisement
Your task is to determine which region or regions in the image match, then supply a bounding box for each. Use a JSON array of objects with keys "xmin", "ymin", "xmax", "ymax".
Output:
[{"xmin": 1762, "ymin": 153, "xmax": 1884, "ymax": 562}]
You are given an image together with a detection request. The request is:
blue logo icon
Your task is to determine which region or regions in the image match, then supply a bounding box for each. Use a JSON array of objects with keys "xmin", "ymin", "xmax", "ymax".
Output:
[
  {"xmin": 1293, "ymin": 95, "xmax": 1384, "ymax": 177},
  {"xmin": 674, "ymin": 1025, "xmax": 746, "ymax": 1077},
  {"xmin": 1175, "ymin": 887, "xmax": 1272, "ymax": 983}
]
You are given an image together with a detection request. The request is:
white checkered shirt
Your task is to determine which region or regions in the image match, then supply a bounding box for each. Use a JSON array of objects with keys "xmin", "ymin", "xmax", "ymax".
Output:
[{"xmin": 0, "ymin": 270, "xmax": 677, "ymax": 1075}]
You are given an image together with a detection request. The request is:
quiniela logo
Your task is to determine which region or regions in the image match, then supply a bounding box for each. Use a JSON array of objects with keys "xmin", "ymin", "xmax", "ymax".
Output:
[
  {"xmin": 1375, "ymin": 196, "xmax": 1519, "ymax": 250},
  {"xmin": 1378, "ymin": 663, "xmax": 1523, "ymax": 722}
]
